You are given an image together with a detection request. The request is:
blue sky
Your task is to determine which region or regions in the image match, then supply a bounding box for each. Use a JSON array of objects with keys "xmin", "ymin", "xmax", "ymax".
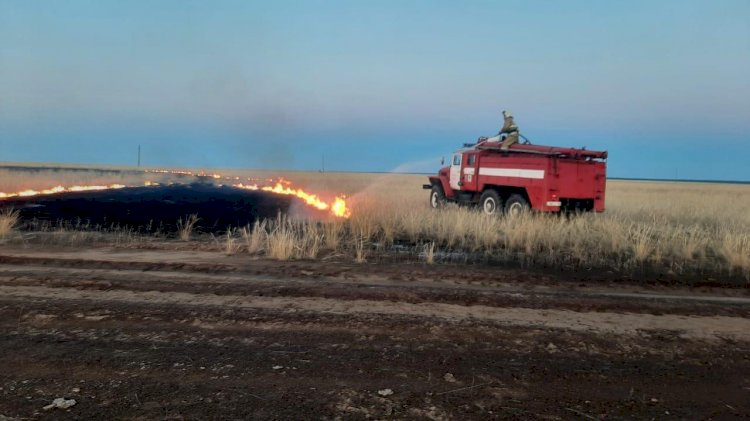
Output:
[{"xmin": 1, "ymin": 0, "xmax": 748, "ymax": 180}]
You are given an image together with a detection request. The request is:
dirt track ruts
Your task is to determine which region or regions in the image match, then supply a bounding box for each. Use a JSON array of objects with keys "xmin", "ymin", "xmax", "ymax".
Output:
[{"xmin": 0, "ymin": 247, "xmax": 748, "ymax": 420}]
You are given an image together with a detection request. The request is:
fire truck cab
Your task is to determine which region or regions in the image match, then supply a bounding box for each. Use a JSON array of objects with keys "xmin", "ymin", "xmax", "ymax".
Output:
[{"xmin": 424, "ymin": 116, "xmax": 607, "ymax": 215}]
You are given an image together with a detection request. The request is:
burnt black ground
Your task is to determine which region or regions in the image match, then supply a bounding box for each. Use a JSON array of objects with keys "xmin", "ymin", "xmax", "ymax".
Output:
[{"xmin": 1, "ymin": 184, "xmax": 297, "ymax": 233}]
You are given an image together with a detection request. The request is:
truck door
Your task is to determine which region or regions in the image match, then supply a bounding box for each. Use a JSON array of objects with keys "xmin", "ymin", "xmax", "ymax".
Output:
[
  {"xmin": 449, "ymin": 153, "xmax": 462, "ymax": 190},
  {"xmin": 462, "ymin": 153, "xmax": 478, "ymax": 191}
]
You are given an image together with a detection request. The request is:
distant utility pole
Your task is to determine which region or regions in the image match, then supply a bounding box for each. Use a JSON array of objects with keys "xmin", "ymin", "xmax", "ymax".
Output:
[
  {"xmin": 137, "ymin": 145, "xmax": 141, "ymax": 168},
  {"xmin": 321, "ymin": 154, "xmax": 325, "ymax": 173}
]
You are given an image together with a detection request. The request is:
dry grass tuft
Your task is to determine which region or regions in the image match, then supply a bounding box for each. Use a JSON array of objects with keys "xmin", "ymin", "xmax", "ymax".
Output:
[
  {"xmin": 266, "ymin": 216, "xmax": 299, "ymax": 260},
  {"xmin": 241, "ymin": 220, "xmax": 267, "ymax": 255},
  {"xmin": 719, "ymin": 232, "xmax": 750, "ymax": 279},
  {"xmin": 423, "ymin": 242, "xmax": 436, "ymax": 264},
  {"xmin": 0, "ymin": 208, "xmax": 20, "ymax": 238},
  {"xmin": 354, "ymin": 237, "xmax": 367, "ymax": 263},
  {"xmin": 224, "ymin": 227, "xmax": 241, "ymax": 255},
  {"xmin": 251, "ymin": 214, "xmax": 326, "ymax": 261},
  {"xmin": 176, "ymin": 214, "xmax": 200, "ymax": 241},
  {"xmin": 322, "ymin": 219, "xmax": 342, "ymax": 250}
]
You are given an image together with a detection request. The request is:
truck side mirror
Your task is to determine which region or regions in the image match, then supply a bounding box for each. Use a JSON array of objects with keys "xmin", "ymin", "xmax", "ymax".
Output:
[{"xmin": 441, "ymin": 157, "xmax": 445, "ymax": 166}]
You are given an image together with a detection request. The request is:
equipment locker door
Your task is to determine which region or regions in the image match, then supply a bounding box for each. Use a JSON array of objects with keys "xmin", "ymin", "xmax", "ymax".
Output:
[{"xmin": 462, "ymin": 153, "xmax": 478, "ymax": 191}]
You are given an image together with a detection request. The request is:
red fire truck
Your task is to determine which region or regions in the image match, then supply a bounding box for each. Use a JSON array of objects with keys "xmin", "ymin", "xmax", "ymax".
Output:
[{"xmin": 424, "ymin": 113, "xmax": 607, "ymax": 215}]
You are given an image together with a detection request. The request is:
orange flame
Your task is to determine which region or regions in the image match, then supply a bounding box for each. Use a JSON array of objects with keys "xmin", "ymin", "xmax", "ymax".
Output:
[
  {"xmin": 233, "ymin": 181, "xmax": 351, "ymax": 218},
  {"xmin": 0, "ymin": 184, "xmax": 127, "ymax": 199}
]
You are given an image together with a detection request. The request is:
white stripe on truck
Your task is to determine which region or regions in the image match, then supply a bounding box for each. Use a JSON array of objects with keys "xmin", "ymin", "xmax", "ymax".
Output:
[{"xmin": 478, "ymin": 168, "xmax": 545, "ymax": 179}]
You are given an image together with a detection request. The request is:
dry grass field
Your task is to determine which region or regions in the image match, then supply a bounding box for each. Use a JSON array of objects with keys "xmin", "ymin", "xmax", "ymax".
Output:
[
  {"xmin": 199, "ymin": 169, "xmax": 750, "ymax": 283},
  {"xmin": 1, "ymin": 166, "xmax": 749, "ymax": 283},
  {"xmin": 2, "ymin": 165, "xmax": 750, "ymax": 419}
]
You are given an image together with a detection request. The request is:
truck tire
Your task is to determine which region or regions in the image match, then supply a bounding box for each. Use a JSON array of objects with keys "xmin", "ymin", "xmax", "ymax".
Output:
[
  {"xmin": 505, "ymin": 194, "xmax": 529, "ymax": 216},
  {"xmin": 479, "ymin": 190, "xmax": 502, "ymax": 215},
  {"xmin": 429, "ymin": 185, "xmax": 446, "ymax": 209}
]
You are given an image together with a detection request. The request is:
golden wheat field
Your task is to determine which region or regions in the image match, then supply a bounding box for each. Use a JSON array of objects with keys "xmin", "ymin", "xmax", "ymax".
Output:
[{"xmin": 1, "ymin": 166, "xmax": 748, "ymax": 282}]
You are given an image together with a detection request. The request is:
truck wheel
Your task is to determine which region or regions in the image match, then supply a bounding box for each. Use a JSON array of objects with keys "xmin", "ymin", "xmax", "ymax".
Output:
[
  {"xmin": 505, "ymin": 194, "xmax": 529, "ymax": 216},
  {"xmin": 479, "ymin": 190, "xmax": 502, "ymax": 215},
  {"xmin": 429, "ymin": 185, "xmax": 446, "ymax": 209}
]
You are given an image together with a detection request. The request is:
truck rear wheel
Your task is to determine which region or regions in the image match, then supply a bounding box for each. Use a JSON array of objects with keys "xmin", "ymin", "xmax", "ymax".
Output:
[
  {"xmin": 479, "ymin": 190, "xmax": 502, "ymax": 215},
  {"xmin": 505, "ymin": 194, "xmax": 529, "ymax": 216},
  {"xmin": 429, "ymin": 185, "xmax": 446, "ymax": 209}
]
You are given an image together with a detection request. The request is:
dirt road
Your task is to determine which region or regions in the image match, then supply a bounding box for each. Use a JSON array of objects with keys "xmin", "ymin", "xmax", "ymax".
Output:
[{"xmin": 0, "ymin": 247, "xmax": 748, "ymax": 419}]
